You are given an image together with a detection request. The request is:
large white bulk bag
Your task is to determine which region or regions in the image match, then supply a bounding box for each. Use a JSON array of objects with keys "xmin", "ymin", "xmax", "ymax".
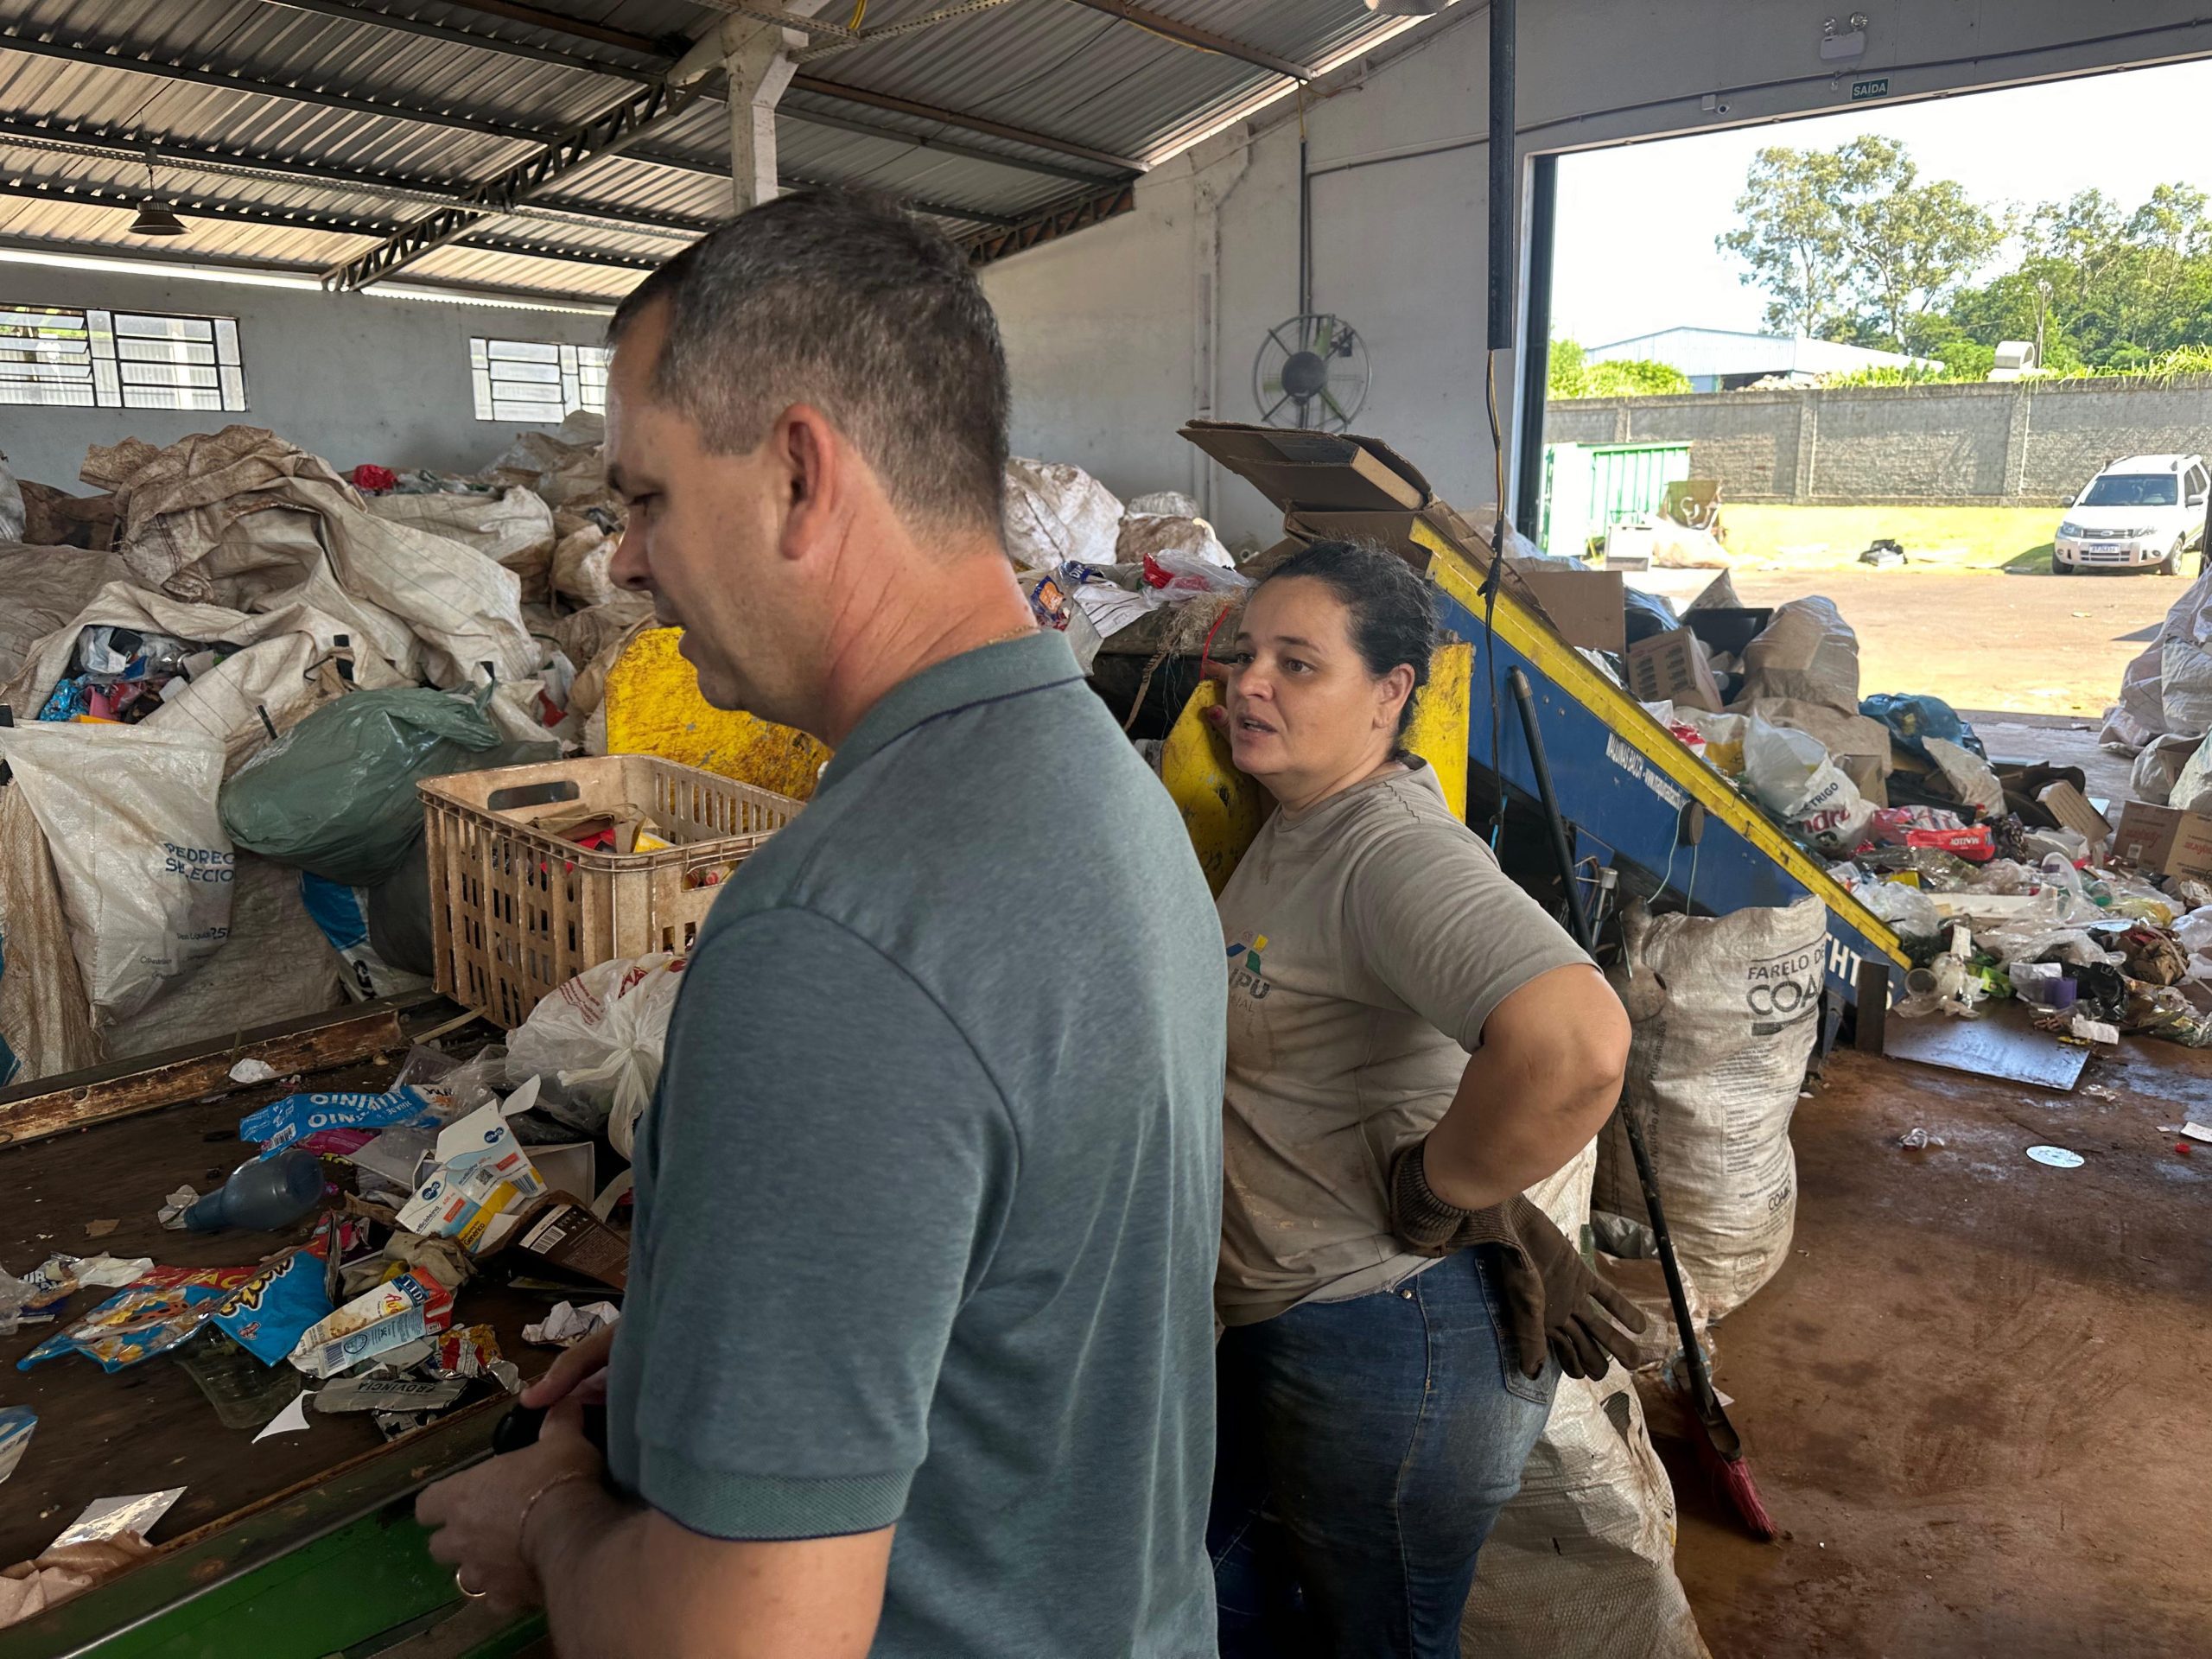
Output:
[{"xmin": 1593, "ymin": 895, "xmax": 1825, "ymax": 1319}]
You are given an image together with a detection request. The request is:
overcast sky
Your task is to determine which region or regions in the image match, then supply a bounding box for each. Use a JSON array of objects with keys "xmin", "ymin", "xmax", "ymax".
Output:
[{"xmin": 1550, "ymin": 57, "xmax": 2212, "ymax": 348}]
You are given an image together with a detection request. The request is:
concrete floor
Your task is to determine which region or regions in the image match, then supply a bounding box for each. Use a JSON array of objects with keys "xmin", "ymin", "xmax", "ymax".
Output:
[{"xmin": 1669, "ymin": 1037, "xmax": 2212, "ymax": 1656}]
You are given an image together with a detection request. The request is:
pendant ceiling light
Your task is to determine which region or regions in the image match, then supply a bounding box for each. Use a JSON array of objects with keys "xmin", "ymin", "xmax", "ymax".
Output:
[{"xmin": 128, "ymin": 150, "xmax": 187, "ymax": 237}]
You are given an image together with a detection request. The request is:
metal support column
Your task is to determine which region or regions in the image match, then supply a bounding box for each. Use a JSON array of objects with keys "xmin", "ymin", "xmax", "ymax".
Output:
[
  {"xmin": 1515, "ymin": 152, "xmax": 1555, "ymax": 546},
  {"xmin": 668, "ymin": 3, "xmax": 835, "ymax": 214},
  {"xmin": 1485, "ymin": 0, "xmax": 1516, "ymax": 355}
]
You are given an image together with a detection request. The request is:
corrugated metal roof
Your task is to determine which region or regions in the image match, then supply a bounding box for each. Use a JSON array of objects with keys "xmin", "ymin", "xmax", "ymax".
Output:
[{"xmin": 0, "ymin": 0, "xmax": 1460, "ymax": 299}]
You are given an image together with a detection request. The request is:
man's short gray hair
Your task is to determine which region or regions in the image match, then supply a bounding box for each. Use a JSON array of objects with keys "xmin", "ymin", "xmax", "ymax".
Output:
[{"xmin": 610, "ymin": 189, "xmax": 1009, "ymax": 535}]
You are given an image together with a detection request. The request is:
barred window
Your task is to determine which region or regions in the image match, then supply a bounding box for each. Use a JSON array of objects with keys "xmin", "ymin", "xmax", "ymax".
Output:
[
  {"xmin": 470, "ymin": 337, "xmax": 610, "ymax": 423},
  {"xmin": 0, "ymin": 304, "xmax": 246, "ymax": 410}
]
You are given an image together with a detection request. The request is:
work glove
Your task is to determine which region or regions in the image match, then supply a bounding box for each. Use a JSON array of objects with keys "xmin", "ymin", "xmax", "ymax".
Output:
[{"xmin": 1389, "ymin": 1138, "xmax": 1649, "ymax": 1381}]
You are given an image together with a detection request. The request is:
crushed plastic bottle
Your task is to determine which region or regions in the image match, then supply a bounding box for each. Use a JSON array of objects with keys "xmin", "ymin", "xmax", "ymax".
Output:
[{"xmin": 183, "ymin": 1149, "xmax": 326, "ymax": 1234}]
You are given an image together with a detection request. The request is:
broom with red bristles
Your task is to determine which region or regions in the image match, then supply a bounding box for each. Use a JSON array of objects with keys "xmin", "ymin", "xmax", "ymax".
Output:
[{"xmin": 1508, "ymin": 667, "xmax": 1777, "ymax": 1541}]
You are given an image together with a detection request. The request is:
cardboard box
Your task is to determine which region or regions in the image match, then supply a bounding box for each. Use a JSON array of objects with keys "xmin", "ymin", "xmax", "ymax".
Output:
[
  {"xmin": 1181, "ymin": 422, "xmax": 1428, "ymax": 512},
  {"xmin": 2038, "ymin": 780, "xmax": 2112, "ymax": 854},
  {"xmin": 507, "ymin": 1193, "xmax": 629, "ymax": 1290},
  {"xmin": 1625, "ymin": 630, "xmax": 1723, "ymax": 714},
  {"xmin": 1505, "ymin": 561, "xmax": 1626, "ymax": 655},
  {"xmin": 2112, "ymin": 801, "xmax": 2212, "ymax": 880}
]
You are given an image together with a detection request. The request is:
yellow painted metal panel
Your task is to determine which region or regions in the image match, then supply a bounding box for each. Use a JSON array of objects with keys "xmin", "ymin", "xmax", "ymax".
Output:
[
  {"xmin": 1413, "ymin": 525, "xmax": 1906, "ymax": 968},
  {"xmin": 602, "ymin": 626, "xmax": 832, "ymax": 802},
  {"xmin": 1160, "ymin": 679, "xmax": 1263, "ymax": 898},
  {"xmin": 1160, "ymin": 645, "xmax": 1476, "ymax": 895},
  {"xmin": 1402, "ymin": 641, "xmax": 1471, "ymax": 821}
]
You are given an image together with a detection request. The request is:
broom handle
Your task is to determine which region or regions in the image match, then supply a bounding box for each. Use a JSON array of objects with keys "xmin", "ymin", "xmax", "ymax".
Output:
[{"xmin": 1507, "ymin": 667, "xmax": 1719, "ymax": 1417}]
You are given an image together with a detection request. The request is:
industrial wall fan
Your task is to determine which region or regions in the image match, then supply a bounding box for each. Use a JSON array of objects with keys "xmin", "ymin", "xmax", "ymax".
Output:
[{"xmin": 1253, "ymin": 313, "xmax": 1370, "ymax": 431}]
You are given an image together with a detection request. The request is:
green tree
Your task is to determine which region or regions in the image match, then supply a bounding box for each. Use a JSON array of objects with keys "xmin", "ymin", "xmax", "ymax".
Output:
[
  {"xmin": 1547, "ymin": 338, "xmax": 1589, "ymax": 397},
  {"xmin": 1717, "ymin": 146, "xmax": 1853, "ymax": 338},
  {"xmin": 1547, "ymin": 339, "xmax": 1689, "ymax": 398},
  {"xmin": 1720, "ymin": 138, "xmax": 2001, "ymax": 353},
  {"xmin": 1831, "ymin": 138, "xmax": 2005, "ymax": 353},
  {"xmin": 1946, "ymin": 183, "xmax": 2212, "ymax": 370}
]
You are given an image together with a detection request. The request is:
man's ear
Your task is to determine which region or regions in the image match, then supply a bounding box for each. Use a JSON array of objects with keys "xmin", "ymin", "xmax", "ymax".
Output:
[{"xmin": 776, "ymin": 404, "xmax": 844, "ymax": 565}]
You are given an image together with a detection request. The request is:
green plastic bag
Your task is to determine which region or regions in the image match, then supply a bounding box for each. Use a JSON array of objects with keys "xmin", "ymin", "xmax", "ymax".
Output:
[{"xmin": 220, "ymin": 687, "xmax": 555, "ymax": 887}]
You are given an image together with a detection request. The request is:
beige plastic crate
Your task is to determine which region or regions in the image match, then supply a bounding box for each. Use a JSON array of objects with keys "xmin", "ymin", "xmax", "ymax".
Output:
[{"xmin": 419, "ymin": 753, "xmax": 803, "ymax": 1029}]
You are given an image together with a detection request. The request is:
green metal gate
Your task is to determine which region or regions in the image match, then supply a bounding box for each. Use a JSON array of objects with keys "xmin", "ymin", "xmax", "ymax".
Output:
[{"xmin": 1538, "ymin": 442, "xmax": 1691, "ymax": 558}]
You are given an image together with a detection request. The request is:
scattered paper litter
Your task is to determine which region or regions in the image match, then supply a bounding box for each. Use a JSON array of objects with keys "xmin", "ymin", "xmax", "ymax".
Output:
[
  {"xmin": 1898, "ymin": 1127, "xmax": 1945, "ymax": 1150},
  {"xmin": 315, "ymin": 1376, "xmax": 466, "ymax": 1415},
  {"xmin": 2080, "ymin": 1084, "xmax": 2118, "ymax": 1102},
  {"xmin": 2069, "ymin": 1015, "xmax": 2120, "ymax": 1046},
  {"xmin": 228, "ymin": 1058, "xmax": 279, "ymax": 1084},
  {"xmin": 523, "ymin": 1300, "xmax": 620, "ymax": 1349},
  {"xmin": 2179, "ymin": 1122, "xmax": 2212, "ymax": 1145},
  {"xmin": 157, "ymin": 1186, "xmax": 198, "ymax": 1230},
  {"xmin": 57, "ymin": 1255, "xmax": 154, "ymax": 1291},
  {"xmin": 83, "ymin": 1219, "xmax": 119, "ymax": 1240},
  {"xmin": 252, "ymin": 1393, "xmax": 312, "ymax": 1442},
  {"xmin": 50, "ymin": 1488, "xmax": 186, "ymax": 1549},
  {"xmin": 2026, "ymin": 1145, "xmax": 2086, "ymax": 1169}
]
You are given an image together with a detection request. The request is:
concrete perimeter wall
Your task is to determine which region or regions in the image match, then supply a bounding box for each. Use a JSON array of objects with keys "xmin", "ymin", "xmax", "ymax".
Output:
[{"xmin": 1547, "ymin": 377, "xmax": 2212, "ymax": 506}]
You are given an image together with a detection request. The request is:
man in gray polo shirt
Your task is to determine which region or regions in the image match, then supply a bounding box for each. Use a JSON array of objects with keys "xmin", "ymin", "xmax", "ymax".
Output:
[{"xmin": 417, "ymin": 192, "xmax": 1224, "ymax": 1657}]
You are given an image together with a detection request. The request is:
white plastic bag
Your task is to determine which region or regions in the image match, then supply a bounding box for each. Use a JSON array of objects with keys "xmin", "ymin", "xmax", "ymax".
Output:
[
  {"xmin": 505, "ymin": 954, "xmax": 686, "ymax": 1154},
  {"xmin": 1116, "ymin": 512, "xmax": 1233, "ymax": 571},
  {"xmin": 2128, "ymin": 732, "xmax": 2202, "ymax": 807},
  {"xmin": 0, "ymin": 722, "xmax": 233, "ymax": 1027},
  {"xmin": 1924, "ymin": 736, "xmax": 2005, "ymax": 819},
  {"xmin": 1744, "ymin": 715, "xmax": 1873, "ymax": 849},
  {"xmin": 363, "ymin": 486, "xmax": 556, "ymax": 605},
  {"xmin": 1592, "ymin": 897, "xmax": 1824, "ymax": 1319},
  {"xmin": 1847, "ymin": 872, "xmax": 1942, "ymax": 939},
  {"xmin": 1002, "ymin": 458, "xmax": 1122, "ymax": 572},
  {"xmin": 2170, "ymin": 732, "xmax": 2212, "ymax": 817},
  {"xmin": 1462, "ymin": 1140, "xmax": 1710, "ymax": 1658}
]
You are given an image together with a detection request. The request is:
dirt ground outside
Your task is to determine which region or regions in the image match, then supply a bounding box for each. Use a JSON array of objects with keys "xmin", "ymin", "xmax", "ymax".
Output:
[{"xmin": 1630, "ymin": 564, "xmax": 2190, "ymax": 719}]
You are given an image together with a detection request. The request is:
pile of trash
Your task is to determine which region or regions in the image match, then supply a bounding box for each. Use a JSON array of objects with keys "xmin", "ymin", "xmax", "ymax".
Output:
[
  {"xmin": 2099, "ymin": 567, "xmax": 2212, "ymax": 810},
  {"xmin": 351, "ymin": 410, "xmax": 652, "ymax": 746},
  {"xmin": 1001, "ymin": 461, "xmax": 1247, "ymax": 669},
  {"xmin": 0, "ymin": 946, "xmax": 673, "ymax": 1625},
  {"xmin": 0, "ymin": 416, "xmax": 652, "ymax": 1088},
  {"xmin": 1624, "ymin": 585, "xmax": 2212, "ymax": 1052}
]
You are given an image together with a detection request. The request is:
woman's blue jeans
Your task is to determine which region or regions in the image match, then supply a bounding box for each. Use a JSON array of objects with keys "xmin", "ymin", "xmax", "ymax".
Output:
[{"xmin": 1208, "ymin": 1248, "xmax": 1558, "ymax": 1659}]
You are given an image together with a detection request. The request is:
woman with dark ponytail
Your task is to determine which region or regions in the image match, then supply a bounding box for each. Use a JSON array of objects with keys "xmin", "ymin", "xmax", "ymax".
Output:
[{"xmin": 1206, "ymin": 540, "xmax": 1643, "ymax": 1658}]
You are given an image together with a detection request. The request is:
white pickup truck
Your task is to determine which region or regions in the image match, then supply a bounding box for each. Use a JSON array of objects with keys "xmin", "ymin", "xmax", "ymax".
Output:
[{"xmin": 2053, "ymin": 454, "xmax": 2209, "ymax": 575}]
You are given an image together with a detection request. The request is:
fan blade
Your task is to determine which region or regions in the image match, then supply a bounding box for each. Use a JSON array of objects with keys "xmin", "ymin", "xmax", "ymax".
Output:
[
  {"xmin": 1261, "ymin": 376, "xmax": 1283, "ymax": 394},
  {"xmin": 1321, "ymin": 388, "xmax": 1349, "ymax": 426},
  {"xmin": 1263, "ymin": 391, "xmax": 1292, "ymax": 423}
]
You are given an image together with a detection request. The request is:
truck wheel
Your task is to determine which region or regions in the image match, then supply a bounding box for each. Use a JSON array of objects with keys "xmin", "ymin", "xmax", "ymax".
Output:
[
  {"xmin": 2052, "ymin": 554, "xmax": 2074, "ymax": 575},
  {"xmin": 2159, "ymin": 541, "xmax": 2182, "ymax": 575}
]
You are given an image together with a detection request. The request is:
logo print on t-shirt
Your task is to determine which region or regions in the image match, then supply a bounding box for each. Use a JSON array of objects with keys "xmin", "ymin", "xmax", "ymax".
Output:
[
  {"xmin": 1226, "ymin": 932, "xmax": 1268, "ymax": 974},
  {"xmin": 1226, "ymin": 932, "xmax": 1271, "ymax": 999}
]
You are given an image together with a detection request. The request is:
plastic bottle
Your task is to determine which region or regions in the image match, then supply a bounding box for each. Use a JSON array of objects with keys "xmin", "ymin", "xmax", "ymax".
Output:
[
  {"xmin": 173, "ymin": 1328, "xmax": 301, "ymax": 1429},
  {"xmin": 183, "ymin": 1149, "xmax": 327, "ymax": 1233}
]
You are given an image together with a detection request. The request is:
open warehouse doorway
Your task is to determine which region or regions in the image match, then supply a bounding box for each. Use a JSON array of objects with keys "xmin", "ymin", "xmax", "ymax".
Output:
[{"xmin": 1515, "ymin": 54, "xmax": 2212, "ymax": 736}]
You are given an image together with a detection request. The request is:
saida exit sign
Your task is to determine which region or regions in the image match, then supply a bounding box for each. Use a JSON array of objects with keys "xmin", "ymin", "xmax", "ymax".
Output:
[{"xmin": 1851, "ymin": 77, "xmax": 1890, "ymax": 100}]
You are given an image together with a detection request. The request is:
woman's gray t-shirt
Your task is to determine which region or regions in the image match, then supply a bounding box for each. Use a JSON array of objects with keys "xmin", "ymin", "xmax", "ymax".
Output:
[{"xmin": 1214, "ymin": 763, "xmax": 1592, "ymax": 1327}]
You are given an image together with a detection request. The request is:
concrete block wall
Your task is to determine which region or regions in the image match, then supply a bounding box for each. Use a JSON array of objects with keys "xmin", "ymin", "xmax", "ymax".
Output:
[
  {"xmin": 0, "ymin": 263, "xmax": 610, "ymax": 493},
  {"xmin": 1547, "ymin": 377, "xmax": 2212, "ymax": 505}
]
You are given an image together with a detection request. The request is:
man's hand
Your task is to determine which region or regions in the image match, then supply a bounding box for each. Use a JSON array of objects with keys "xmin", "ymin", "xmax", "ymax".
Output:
[
  {"xmin": 524, "ymin": 1323, "xmax": 616, "ymax": 1409},
  {"xmin": 1389, "ymin": 1139, "xmax": 1646, "ymax": 1379},
  {"xmin": 417, "ymin": 1399, "xmax": 605, "ymax": 1614}
]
